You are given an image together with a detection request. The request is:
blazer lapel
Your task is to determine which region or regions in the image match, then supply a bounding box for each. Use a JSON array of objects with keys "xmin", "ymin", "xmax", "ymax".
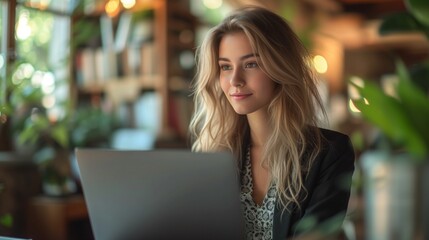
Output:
[{"xmin": 272, "ymin": 201, "xmax": 300, "ymax": 240}]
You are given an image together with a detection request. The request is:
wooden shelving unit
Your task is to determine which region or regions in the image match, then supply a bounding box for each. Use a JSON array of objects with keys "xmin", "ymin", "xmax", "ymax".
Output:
[{"xmin": 71, "ymin": 0, "xmax": 197, "ymax": 146}]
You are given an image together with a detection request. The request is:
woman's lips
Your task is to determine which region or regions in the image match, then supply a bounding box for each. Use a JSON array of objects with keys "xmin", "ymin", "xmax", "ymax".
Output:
[{"xmin": 230, "ymin": 93, "xmax": 252, "ymax": 100}]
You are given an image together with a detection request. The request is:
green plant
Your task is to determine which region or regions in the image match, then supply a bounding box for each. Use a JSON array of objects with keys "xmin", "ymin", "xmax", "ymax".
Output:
[
  {"xmin": 350, "ymin": 61, "xmax": 429, "ymax": 160},
  {"xmin": 0, "ymin": 1, "xmax": 122, "ymax": 197},
  {"xmin": 379, "ymin": 0, "xmax": 429, "ymax": 93},
  {"xmin": 69, "ymin": 106, "xmax": 119, "ymax": 148},
  {"xmin": 10, "ymin": 72, "xmax": 72, "ymax": 187},
  {"xmin": 6, "ymin": 59, "xmax": 118, "ymax": 192},
  {"xmin": 350, "ymin": 0, "xmax": 429, "ymax": 161}
]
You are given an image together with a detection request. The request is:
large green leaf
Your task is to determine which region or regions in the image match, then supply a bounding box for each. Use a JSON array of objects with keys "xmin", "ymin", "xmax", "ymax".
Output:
[
  {"xmin": 350, "ymin": 80, "xmax": 427, "ymax": 158},
  {"xmin": 395, "ymin": 61, "xmax": 429, "ymax": 156},
  {"xmin": 51, "ymin": 124, "xmax": 70, "ymax": 149},
  {"xmin": 379, "ymin": 12, "xmax": 426, "ymax": 35},
  {"xmin": 409, "ymin": 61, "xmax": 429, "ymax": 92},
  {"xmin": 406, "ymin": 0, "xmax": 429, "ymax": 27},
  {"xmin": 18, "ymin": 116, "xmax": 50, "ymax": 146}
]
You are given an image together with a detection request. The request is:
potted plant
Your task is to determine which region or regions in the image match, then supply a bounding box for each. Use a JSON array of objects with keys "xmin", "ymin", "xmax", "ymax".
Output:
[
  {"xmin": 9, "ymin": 72, "xmax": 77, "ymax": 196},
  {"xmin": 349, "ymin": 0, "xmax": 429, "ymax": 239},
  {"xmin": 7, "ymin": 57, "xmax": 120, "ymax": 196},
  {"xmin": 14, "ymin": 103, "xmax": 119, "ymax": 196},
  {"xmin": 0, "ymin": 9, "xmax": 120, "ymax": 197},
  {"xmin": 350, "ymin": 62, "xmax": 429, "ymax": 239},
  {"xmin": 67, "ymin": 106, "xmax": 120, "ymax": 182}
]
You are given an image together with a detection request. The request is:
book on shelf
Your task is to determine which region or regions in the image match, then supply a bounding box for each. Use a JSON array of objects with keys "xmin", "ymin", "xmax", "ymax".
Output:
[
  {"xmin": 94, "ymin": 48, "xmax": 107, "ymax": 83},
  {"xmin": 75, "ymin": 47, "xmax": 108, "ymax": 88},
  {"xmin": 121, "ymin": 46, "xmax": 141, "ymax": 76},
  {"xmin": 120, "ymin": 41, "xmax": 157, "ymax": 78},
  {"xmin": 115, "ymin": 12, "xmax": 133, "ymax": 52},
  {"xmin": 100, "ymin": 14, "xmax": 118, "ymax": 79},
  {"xmin": 74, "ymin": 9, "xmax": 159, "ymax": 90},
  {"xmin": 141, "ymin": 42, "xmax": 157, "ymax": 76},
  {"xmin": 75, "ymin": 48, "xmax": 97, "ymax": 88},
  {"xmin": 168, "ymin": 92, "xmax": 193, "ymax": 139}
]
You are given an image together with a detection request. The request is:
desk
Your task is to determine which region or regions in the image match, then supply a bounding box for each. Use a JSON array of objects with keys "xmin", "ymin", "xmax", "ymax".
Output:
[{"xmin": 27, "ymin": 195, "xmax": 91, "ymax": 240}]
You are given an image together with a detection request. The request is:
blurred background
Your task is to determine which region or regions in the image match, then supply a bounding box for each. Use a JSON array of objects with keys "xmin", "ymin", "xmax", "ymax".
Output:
[{"xmin": 0, "ymin": 0, "xmax": 428, "ymax": 239}]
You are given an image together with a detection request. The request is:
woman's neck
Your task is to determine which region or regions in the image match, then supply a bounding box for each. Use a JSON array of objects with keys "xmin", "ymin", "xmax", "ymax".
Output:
[{"xmin": 247, "ymin": 111, "xmax": 272, "ymax": 148}]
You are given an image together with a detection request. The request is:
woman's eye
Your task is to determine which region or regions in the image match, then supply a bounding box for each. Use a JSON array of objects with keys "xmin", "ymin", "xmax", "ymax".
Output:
[
  {"xmin": 220, "ymin": 65, "xmax": 232, "ymax": 71},
  {"xmin": 245, "ymin": 62, "xmax": 258, "ymax": 69}
]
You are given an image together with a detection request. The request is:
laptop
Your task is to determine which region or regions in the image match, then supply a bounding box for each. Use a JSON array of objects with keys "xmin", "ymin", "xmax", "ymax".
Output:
[{"xmin": 75, "ymin": 149, "xmax": 244, "ymax": 240}]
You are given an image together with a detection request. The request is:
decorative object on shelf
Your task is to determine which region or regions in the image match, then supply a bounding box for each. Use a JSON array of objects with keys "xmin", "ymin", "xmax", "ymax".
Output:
[{"xmin": 350, "ymin": 0, "xmax": 429, "ymax": 238}]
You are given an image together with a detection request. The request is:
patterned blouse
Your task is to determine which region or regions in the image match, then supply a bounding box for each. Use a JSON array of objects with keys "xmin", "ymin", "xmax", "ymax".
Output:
[{"xmin": 240, "ymin": 146, "xmax": 277, "ymax": 240}]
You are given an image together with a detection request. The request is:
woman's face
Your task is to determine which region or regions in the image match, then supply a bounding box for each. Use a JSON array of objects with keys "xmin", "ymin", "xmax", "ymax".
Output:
[{"xmin": 218, "ymin": 32, "xmax": 276, "ymax": 116}]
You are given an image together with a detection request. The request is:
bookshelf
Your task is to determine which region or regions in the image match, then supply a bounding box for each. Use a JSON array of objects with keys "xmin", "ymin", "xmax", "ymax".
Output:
[{"xmin": 71, "ymin": 0, "xmax": 197, "ymax": 147}]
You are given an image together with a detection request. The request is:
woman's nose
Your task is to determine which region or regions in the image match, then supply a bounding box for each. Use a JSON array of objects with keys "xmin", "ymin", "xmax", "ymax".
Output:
[{"xmin": 230, "ymin": 69, "xmax": 244, "ymax": 87}]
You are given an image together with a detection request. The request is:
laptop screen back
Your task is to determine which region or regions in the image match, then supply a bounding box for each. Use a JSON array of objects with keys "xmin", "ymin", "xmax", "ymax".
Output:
[{"xmin": 76, "ymin": 149, "xmax": 244, "ymax": 240}]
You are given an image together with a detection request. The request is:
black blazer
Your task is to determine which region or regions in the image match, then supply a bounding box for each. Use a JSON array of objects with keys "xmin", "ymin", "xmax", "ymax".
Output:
[{"xmin": 241, "ymin": 128, "xmax": 355, "ymax": 240}]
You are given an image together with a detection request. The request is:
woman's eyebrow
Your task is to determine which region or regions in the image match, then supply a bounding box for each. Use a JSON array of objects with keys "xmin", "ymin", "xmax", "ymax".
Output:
[
  {"xmin": 240, "ymin": 53, "xmax": 259, "ymax": 60},
  {"xmin": 218, "ymin": 57, "xmax": 230, "ymax": 62},
  {"xmin": 218, "ymin": 53, "xmax": 259, "ymax": 62}
]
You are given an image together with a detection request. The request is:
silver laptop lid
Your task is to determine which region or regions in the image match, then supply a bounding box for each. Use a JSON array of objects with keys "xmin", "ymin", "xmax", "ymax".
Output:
[{"xmin": 76, "ymin": 149, "xmax": 244, "ymax": 240}]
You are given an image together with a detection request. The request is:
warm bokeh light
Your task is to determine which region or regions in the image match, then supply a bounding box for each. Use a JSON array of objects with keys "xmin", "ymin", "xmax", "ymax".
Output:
[
  {"xmin": 349, "ymin": 99, "xmax": 361, "ymax": 113},
  {"xmin": 22, "ymin": 63, "xmax": 35, "ymax": 79},
  {"xmin": 348, "ymin": 76, "xmax": 368, "ymax": 114},
  {"xmin": 12, "ymin": 63, "xmax": 34, "ymax": 85},
  {"xmin": 121, "ymin": 0, "xmax": 136, "ymax": 9},
  {"xmin": 39, "ymin": 0, "xmax": 51, "ymax": 9},
  {"xmin": 348, "ymin": 96, "xmax": 368, "ymax": 113},
  {"xmin": 41, "ymin": 72, "xmax": 55, "ymax": 94},
  {"xmin": 47, "ymin": 107, "xmax": 63, "ymax": 123},
  {"xmin": 381, "ymin": 74, "xmax": 399, "ymax": 98},
  {"xmin": 42, "ymin": 95, "xmax": 56, "ymax": 109},
  {"xmin": 203, "ymin": 0, "xmax": 223, "ymax": 9},
  {"xmin": 16, "ymin": 11, "xmax": 32, "ymax": 40},
  {"xmin": 0, "ymin": 55, "xmax": 4, "ymax": 69},
  {"xmin": 348, "ymin": 76, "xmax": 364, "ymax": 99},
  {"xmin": 105, "ymin": 0, "xmax": 121, "ymax": 17},
  {"xmin": 31, "ymin": 70, "xmax": 44, "ymax": 87},
  {"xmin": 26, "ymin": 0, "xmax": 51, "ymax": 10},
  {"xmin": 313, "ymin": 55, "xmax": 328, "ymax": 74}
]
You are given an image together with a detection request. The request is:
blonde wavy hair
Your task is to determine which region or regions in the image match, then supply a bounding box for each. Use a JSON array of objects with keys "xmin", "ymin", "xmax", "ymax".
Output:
[{"xmin": 189, "ymin": 6, "xmax": 325, "ymax": 211}]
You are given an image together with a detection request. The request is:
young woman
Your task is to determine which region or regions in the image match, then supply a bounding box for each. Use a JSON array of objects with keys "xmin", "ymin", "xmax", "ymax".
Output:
[{"xmin": 189, "ymin": 6, "xmax": 355, "ymax": 240}]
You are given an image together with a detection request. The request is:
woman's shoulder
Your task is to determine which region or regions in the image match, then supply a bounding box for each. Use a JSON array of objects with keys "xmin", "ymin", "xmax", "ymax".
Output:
[
  {"xmin": 319, "ymin": 128, "xmax": 350, "ymax": 143},
  {"xmin": 317, "ymin": 127, "xmax": 354, "ymax": 159}
]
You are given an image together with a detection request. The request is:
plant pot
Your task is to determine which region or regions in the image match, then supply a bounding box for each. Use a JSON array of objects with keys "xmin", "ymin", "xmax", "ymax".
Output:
[
  {"xmin": 361, "ymin": 151, "xmax": 429, "ymax": 240},
  {"xmin": 42, "ymin": 177, "xmax": 77, "ymax": 197},
  {"xmin": 41, "ymin": 150, "xmax": 78, "ymax": 197}
]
